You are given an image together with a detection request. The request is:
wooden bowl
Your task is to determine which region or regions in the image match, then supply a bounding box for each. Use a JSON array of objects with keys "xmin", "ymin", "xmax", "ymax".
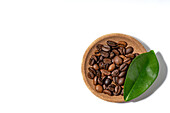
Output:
[{"xmin": 81, "ymin": 33, "xmax": 147, "ymax": 102}]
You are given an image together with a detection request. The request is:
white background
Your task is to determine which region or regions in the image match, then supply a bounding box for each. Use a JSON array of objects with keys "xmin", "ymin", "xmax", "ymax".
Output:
[{"xmin": 0, "ymin": 0, "xmax": 169, "ymax": 113}]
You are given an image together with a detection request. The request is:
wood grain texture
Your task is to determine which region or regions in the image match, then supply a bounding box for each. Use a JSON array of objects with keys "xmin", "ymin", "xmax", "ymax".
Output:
[{"xmin": 81, "ymin": 33, "xmax": 147, "ymax": 102}]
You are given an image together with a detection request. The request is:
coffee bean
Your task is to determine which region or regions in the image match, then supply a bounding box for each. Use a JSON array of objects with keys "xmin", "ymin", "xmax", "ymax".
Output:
[
  {"xmin": 118, "ymin": 71, "xmax": 126, "ymax": 77},
  {"xmin": 91, "ymin": 55, "xmax": 98, "ymax": 62},
  {"xmin": 126, "ymin": 46, "xmax": 134, "ymax": 54},
  {"xmin": 93, "ymin": 76, "xmax": 98, "ymax": 85},
  {"xmin": 87, "ymin": 72, "xmax": 95, "ymax": 79},
  {"xmin": 107, "ymin": 84, "xmax": 115, "ymax": 92},
  {"xmin": 118, "ymin": 48, "xmax": 123, "ymax": 55},
  {"xmin": 110, "ymin": 52, "xmax": 115, "ymax": 58},
  {"xmin": 113, "ymin": 56, "xmax": 123, "ymax": 65},
  {"xmin": 118, "ymin": 41, "xmax": 127, "ymax": 47},
  {"xmin": 112, "ymin": 49, "xmax": 119, "ymax": 56},
  {"xmin": 119, "ymin": 55, "xmax": 126, "ymax": 60},
  {"xmin": 107, "ymin": 76, "xmax": 113, "ymax": 81},
  {"xmin": 118, "ymin": 77, "xmax": 125, "ymax": 86},
  {"xmin": 103, "ymin": 58, "xmax": 112, "ymax": 64},
  {"xmin": 100, "ymin": 51, "xmax": 109, "ymax": 57},
  {"xmin": 104, "ymin": 78, "xmax": 112, "ymax": 86},
  {"xmin": 95, "ymin": 85, "xmax": 103, "ymax": 93},
  {"xmin": 111, "ymin": 69, "xmax": 119, "ymax": 77},
  {"xmin": 121, "ymin": 88, "xmax": 124, "ymax": 95},
  {"xmin": 96, "ymin": 44, "xmax": 103, "ymax": 51},
  {"xmin": 88, "ymin": 67, "xmax": 96, "ymax": 75},
  {"xmin": 107, "ymin": 40, "xmax": 117, "ymax": 47},
  {"xmin": 102, "ymin": 45, "xmax": 111, "ymax": 52},
  {"xmin": 100, "ymin": 69, "xmax": 111, "ymax": 76},
  {"xmin": 95, "ymin": 50, "xmax": 101, "ymax": 56},
  {"xmin": 103, "ymin": 84, "xmax": 107, "ymax": 90},
  {"xmin": 119, "ymin": 63, "xmax": 128, "ymax": 71},
  {"xmin": 115, "ymin": 85, "xmax": 122, "ymax": 94},
  {"xmin": 124, "ymin": 57, "xmax": 131, "ymax": 65},
  {"xmin": 122, "ymin": 47, "xmax": 126, "ymax": 55},
  {"xmin": 96, "ymin": 70, "xmax": 101, "ymax": 78},
  {"xmin": 93, "ymin": 64, "xmax": 99, "ymax": 70},
  {"xmin": 104, "ymin": 64, "xmax": 109, "ymax": 70},
  {"xmin": 134, "ymin": 53, "xmax": 139, "ymax": 57},
  {"xmin": 98, "ymin": 78, "xmax": 103, "ymax": 85},
  {"xmin": 103, "ymin": 90, "xmax": 112, "ymax": 96},
  {"xmin": 108, "ymin": 64, "xmax": 115, "ymax": 71},
  {"xmin": 89, "ymin": 58, "xmax": 95, "ymax": 66},
  {"xmin": 99, "ymin": 55, "xmax": 104, "ymax": 61},
  {"xmin": 99, "ymin": 62, "xmax": 105, "ymax": 69},
  {"xmin": 126, "ymin": 54, "xmax": 135, "ymax": 59},
  {"xmin": 113, "ymin": 77, "xmax": 118, "ymax": 84}
]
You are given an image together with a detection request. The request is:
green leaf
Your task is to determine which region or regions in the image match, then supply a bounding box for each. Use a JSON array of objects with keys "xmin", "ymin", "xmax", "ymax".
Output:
[{"xmin": 124, "ymin": 50, "xmax": 159, "ymax": 101}]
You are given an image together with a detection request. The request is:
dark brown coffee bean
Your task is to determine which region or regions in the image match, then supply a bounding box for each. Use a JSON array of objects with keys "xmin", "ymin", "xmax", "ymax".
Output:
[
  {"xmin": 96, "ymin": 70, "xmax": 101, "ymax": 78},
  {"xmin": 118, "ymin": 71, "xmax": 126, "ymax": 77},
  {"xmin": 91, "ymin": 55, "xmax": 98, "ymax": 62},
  {"xmin": 113, "ymin": 56, "xmax": 123, "ymax": 65},
  {"xmin": 113, "ymin": 77, "xmax": 118, "ymax": 84},
  {"xmin": 102, "ymin": 45, "xmax": 111, "ymax": 52},
  {"xmin": 126, "ymin": 54, "xmax": 135, "ymax": 59},
  {"xmin": 115, "ymin": 64, "xmax": 120, "ymax": 68},
  {"xmin": 134, "ymin": 53, "xmax": 139, "ymax": 57},
  {"xmin": 110, "ymin": 52, "xmax": 115, "ymax": 58},
  {"xmin": 99, "ymin": 62, "xmax": 105, "ymax": 69},
  {"xmin": 115, "ymin": 85, "xmax": 122, "ymax": 94},
  {"xmin": 108, "ymin": 64, "xmax": 115, "ymax": 71},
  {"xmin": 104, "ymin": 64, "xmax": 109, "ymax": 70},
  {"xmin": 95, "ymin": 50, "xmax": 101, "ymax": 56},
  {"xmin": 103, "ymin": 84, "xmax": 107, "ymax": 90},
  {"xmin": 124, "ymin": 57, "xmax": 131, "ymax": 65},
  {"xmin": 118, "ymin": 48, "xmax": 123, "ymax": 55},
  {"xmin": 118, "ymin": 77, "xmax": 125, "ymax": 86},
  {"xmin": 87, "ymin": 72, "xmax": 95, "ymax": 79},
  {"xmin": 99, "ymin": 55, "xmax": 104, "ymax": 61},
  {"xmin": 95, "ymin": 85, "xmax": 103, "ymax": 93},
  {"xmin": 121, "ymin": 88, "xmax": 124, "ymax": 95},
  {"xmin": 122, "ymin": 47, "xmax": 126, "ymax": 55},
  {"xmin": 107, "ymin": 76, "xmax": 113, "ymax": 81},
  {"xmin": 98, "ymin": 78, "xmax": 103, "ymax": 85},
  {"xmin": 93, "ymin": 64, "xmax": 99, "ymax": 70},
  {"xmin": 119, "ymin": 63, "xmax": 128, "ymax": 71},
  {"xmin": 119, "ymin": 55, "xmax": 126, "ymax": 60},
  {"xmin": 111, "ymin": 69, "xmax": 119, "ymax": 77},
  {"xmin": 93, "ymin": 76, "xmax": 98, "ymax": 85},
  {"xmin": 89, "ymin": 58, "xmax": 95, "ymax": 66},
  {"xmin": 103, "ymin": 58, "xmax": 112, "ymax": 64},
  {"xmin": 100, "ymin": 51, "xmax": 109, "ymax": 57},
  {"xmin": 107, "ymin": 84, "xmax": 115, "ymax": 92},
  {"xmin": 96, "ymin": 44, "xmax": 103, "ymax": 51},
  {"xmin": 103, "ymin": 89, "xmax": 112, "ymax": 96},
  {"xmin": 104, "ymin": 78, "xmax": 112, "ymax": 86},
  {"xmin": 88, "ymin": 67, "xmax": 96, "ymax": 75},
  {"xmin": 126, "ymin": 46, "xmax": 134, "ymax": 54},
  {"xmin": 112, "ymin": 49, "xmax": 119, "ymax": 56},
  {"xmin": 100, "ymin": 69, "xmax": 111, "ymax": 76},
  {"xmin": 118, "ymin": 41, "xmax": 127, "ymax": 47},
  {"xmin": 107, "ymin": 40, "xmax": 117, "ymax": 47}
]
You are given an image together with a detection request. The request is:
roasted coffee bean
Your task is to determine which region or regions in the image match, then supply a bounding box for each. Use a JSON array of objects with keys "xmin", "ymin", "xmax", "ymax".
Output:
[
  {"xmin": 107, "ymin": 76, "xmax": 113, "ymax": 81},
  {"xmin": 112, "ymin": 49, "xmax": 119, "ymax": 56},
  {"xmin": 103, "ymin": 90, "xmax": 112, "ymax": 96},
  {"xmin": 96, "ymin": 70, "xmax": 101, "ymax": 78},
  {"xmin": 98, "ymin": 78, "xmax": 103, "ymax": 85},
  {"xmin": 103, "ymin": 84, "xmax": 107, "ymax": 90},
  {"xmin": 118, "ymin": 77, "xmax": 125, "ymax": 86},
  {"xmin": 99, "ymin": 62, "xmax": 105, "ymax": 69},
  {"xmin": 95, "ymin": 50, "xmax": 101, "ymax": 56},
  {"xmin": 104, "ymin": 64, "xmax": 109, "ymax": 70},
  {"xmin": 100, "ymin": 51, "xmax": 109, "ymax": 57},
  {"xmin": 126, "ymin": 46, "xmax": 134, "ymax": 54},
  {"xmin": 111, "ymin": 69, "xmax": 119, "ymax": 77},
  {"xmin": 124, "ymin": 57, "xmax": 131, "ymax": 64},
  {"xmin": 113, "ymin": 77, "xmax": 118, "ymax": 84},
  {"xmin": 93, "ymin": 64, "xmax": 99, "ymax": 70},
  {"xmin": 108, "ymin": 64, "xmax": 115, "ymax": 72},
  {"xmin": 115, "ymin": 85, "xmax": 122, "ymax": 94},
  {"xmin": 126, "ymin": 54, "xmax": 135, "ymax": 59},
  {"xmin": 118, "ymin": 41, "xmax": 127, "ymax": 47},
  {"xmin": 118, "ymin": 48, "xmax": 123, "ymax": 55},
  {"xmin": 101, "ymin": 76, "xmax": 107, "ymax": 81},
  {"xmin": 95, "ymin": 85, "xmax": 103, "ymax": 93},
  {"xmin": 119, "ymin": 55, "xmax": 126, "ymax": 60},
  {"xmin": 91, "ymin": 55, "xmax": 98, "ymax": 61},
  {"xmin": 113, "ymin": 56, "xmax": 123, "ymax": 65},
  {"xmin": 121, "ymin": 88, "xmax": 124, "ymax": 95},
  {"xmin": 96, "ymin": 44, "xmax": 103, "ymax": 51},
  {"xmin": 115, "ymin": 64, "xmax": 120, "ymax": 68},
  {"xmin": 122, "ymin": 47, "xmax": 126, "ymax": 55},
  {"xmin": 119, "ymin": 63, "xmax": 128, "ymax": 71},
  {"xmin": 99, "ymin": 55, "xmax": 104, "ymax": 61},
  {"xmin": 102, "ymin": 45, "xmax": 111, "ymax": 52},
  {"xmin": 88, "ymin": 67, "xmax": 96, "ymax": 75},
  {"xmin": 103, "ymin": 58, "xmax": 112, "ymax": 64},
  {"xmin": 107, "ymin": 84, "xmax": 115, "ymax": 92},
  {"xmin": 118, "ymin": 71, "xmax": 126, "ymax": 77},
  {"xmin": 100, "ymin": 69, "xmax": 111, "ymax": 76},
  {"xmin": 110, "ymin": 52, "xmax": 115, "ymax": 58},
  {"xmin": 107, "ymin": 40, "xmax": 117, "ymax": 47},
  {"xmin": 89, "ymin": 58, "xmax": 95, "ymax": 66},
  {"xmin": 104, "ymin": 78, "xmax": 112, "ymax": 86},
  {"xmin": 87, "ymin": 72, "xmax": 95, "ymax": 79},
  {"xmin": 93, "ymin": 76, "xmax": 98, "ymax": 85},
  {"xmin": 134, "ymin": 53, "xmax": 139, "ymax": 57},
  {"xmin": 112, "ymin": 46, "xmax": 119, "ymax": 49}
]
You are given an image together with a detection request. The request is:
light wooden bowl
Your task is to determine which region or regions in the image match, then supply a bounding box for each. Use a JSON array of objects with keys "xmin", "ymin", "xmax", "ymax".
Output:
[{"xmin": 81, "ymin": 33, "xmax": 147, "ymax": 102}]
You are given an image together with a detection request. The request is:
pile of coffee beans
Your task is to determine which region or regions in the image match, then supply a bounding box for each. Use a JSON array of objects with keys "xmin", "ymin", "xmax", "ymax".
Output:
[{"xmin": 88, "ymin": 40, "xmax": 139, "ymax": 96}]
